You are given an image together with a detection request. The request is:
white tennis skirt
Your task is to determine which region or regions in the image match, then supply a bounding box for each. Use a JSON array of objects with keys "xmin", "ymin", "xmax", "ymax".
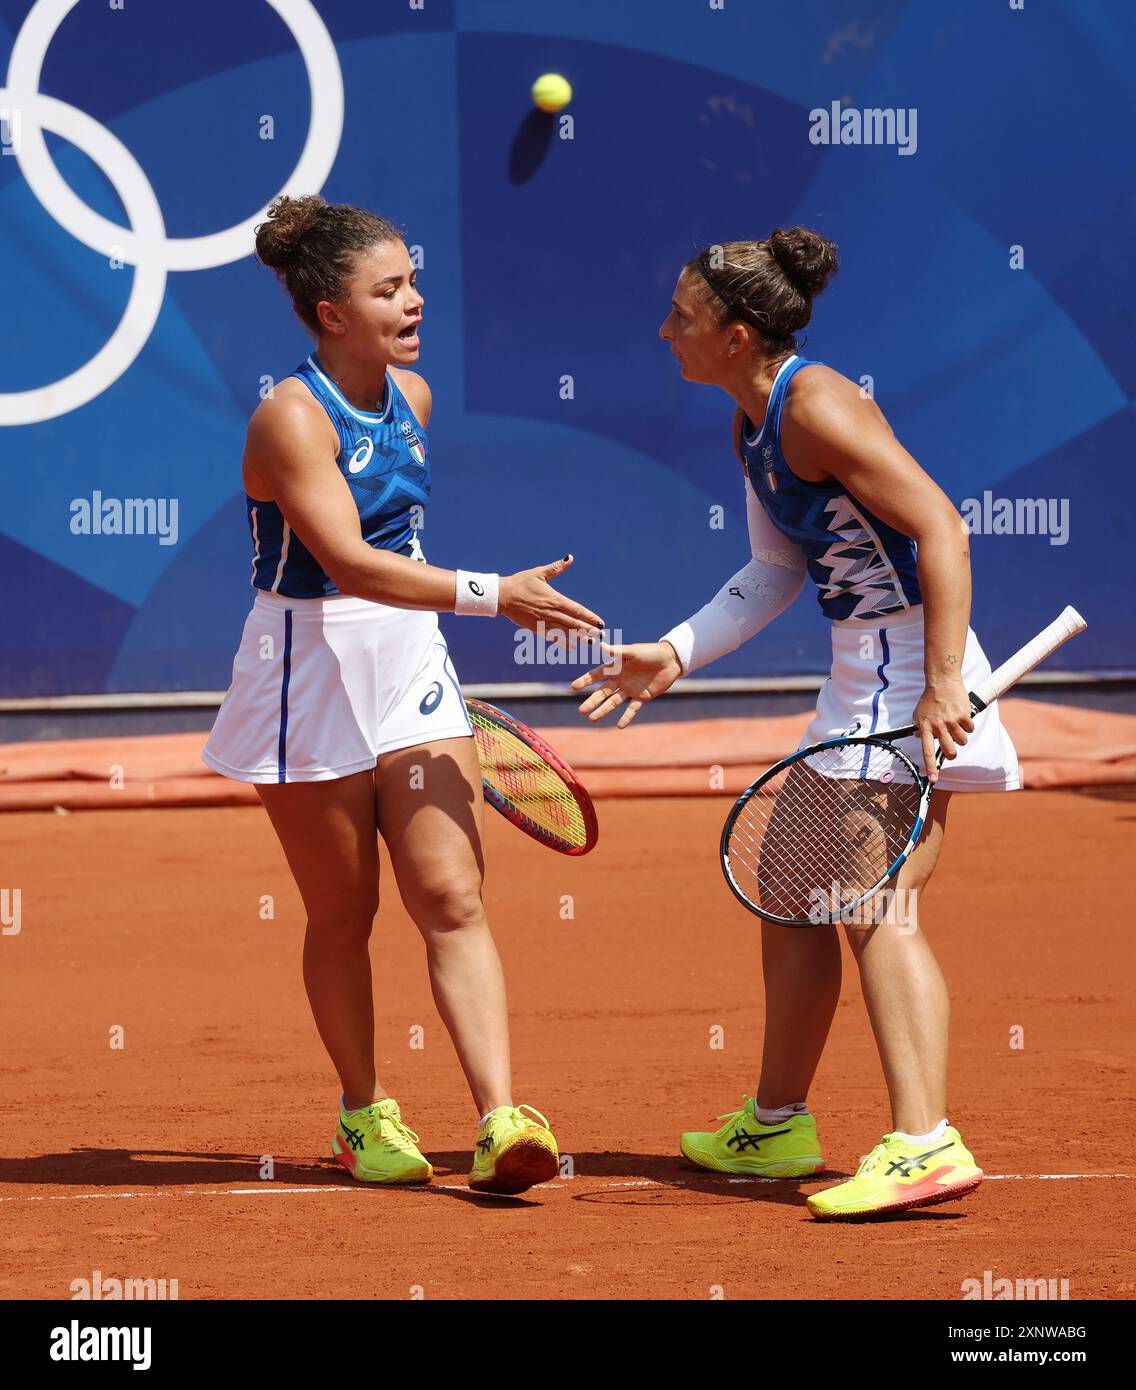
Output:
[
  {"xmin": 802, "ymin": 605, "xmax": 1020, "ymax": 792},
  {"xmin": 202, "ymin": 591, "xmax": 474, "ymax": 785}
]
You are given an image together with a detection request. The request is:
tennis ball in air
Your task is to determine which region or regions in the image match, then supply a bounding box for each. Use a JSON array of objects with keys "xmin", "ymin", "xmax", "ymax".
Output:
[{"xmin": 532, "ymin": 73, "xmax": 572, "ymax": 113}]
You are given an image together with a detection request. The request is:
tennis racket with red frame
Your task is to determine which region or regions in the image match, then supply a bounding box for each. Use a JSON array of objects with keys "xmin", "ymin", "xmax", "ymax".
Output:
[
  {"xmin": 721, "ymin": 606, "xmax": 1087, "ymax": 926},
  {"xmin": 467, "ymin": 698, "xmax": 598, "ymax": 856}
]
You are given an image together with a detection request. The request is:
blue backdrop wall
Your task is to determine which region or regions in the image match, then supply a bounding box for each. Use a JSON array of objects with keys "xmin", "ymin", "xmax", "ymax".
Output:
[{"xmin": 2, "ymin": 0, "xmax": 1132, "ymax": 696}]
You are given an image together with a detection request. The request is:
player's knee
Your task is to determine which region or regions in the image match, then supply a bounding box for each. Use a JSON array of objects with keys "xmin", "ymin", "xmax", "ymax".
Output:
[
  {"xmin": 896, "ymin": 860, "xmax": 936, "ymax": 900},
  {"xmin": 306, "ymin": 892, "xmax": 379, "ymax": 944},
  {"xmin": 410, "ymin": 880, "xmax": 486, "ymax": 935},
  {"xmin": 841, "ymin": 918, "xmax": 875, "ymax": 951}
]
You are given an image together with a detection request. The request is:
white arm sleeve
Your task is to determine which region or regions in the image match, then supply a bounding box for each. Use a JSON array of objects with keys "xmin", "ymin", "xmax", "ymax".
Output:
[{"xmin": 660, "ymin": 474, "xmax": 807, "ymax": 675}]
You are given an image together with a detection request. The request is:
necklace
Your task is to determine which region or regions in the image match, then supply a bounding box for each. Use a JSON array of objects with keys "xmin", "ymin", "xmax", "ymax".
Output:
[{"xmin": 321, "ymin": 358, "xmax": 387, "ymax": 413}]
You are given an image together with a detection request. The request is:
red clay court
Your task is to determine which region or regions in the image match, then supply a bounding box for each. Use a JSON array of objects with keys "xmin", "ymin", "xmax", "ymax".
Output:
[{"xmin": 1, "ymin": 709, "xmax": 1132, "ymax": 1300}]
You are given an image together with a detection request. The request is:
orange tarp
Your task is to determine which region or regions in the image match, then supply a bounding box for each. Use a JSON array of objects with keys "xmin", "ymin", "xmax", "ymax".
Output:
[{"xmin": 0, "ymin": 698, "xmax": 1133, "ymax": 811}]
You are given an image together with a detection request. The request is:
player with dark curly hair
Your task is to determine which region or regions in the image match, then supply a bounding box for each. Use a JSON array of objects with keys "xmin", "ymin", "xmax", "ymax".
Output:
[{"xmin": 204, "ymin": 195, "xmax": 602, "ymax": 1194}]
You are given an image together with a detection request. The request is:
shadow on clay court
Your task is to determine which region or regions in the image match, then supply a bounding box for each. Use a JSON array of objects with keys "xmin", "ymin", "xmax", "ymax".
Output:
[
  {"xmin": 0, "ymin": 1149, "xmax": 564, "ymax": 1209},
  {"xmin": 0, "ymin": 1149, "xmax": 974, "ymax": 1219},
  {"xmin": 430, "ymin": 1149, "xmax": 938, "ymax": 1216},
  {"xmin": 0, "ymin": 1148, "xmax": 349, "ymax": 1188},
  {"xmin": 1073, "ymin": 785, "xmax": 1136, "ymax": 801},
  {"xmin": 1, "ymin": 1146, "xmax": 845, "ymax": 1194},
  {"xmin": 561, "ymin": 1153, "xmax": 975, "ymax": 1220}
]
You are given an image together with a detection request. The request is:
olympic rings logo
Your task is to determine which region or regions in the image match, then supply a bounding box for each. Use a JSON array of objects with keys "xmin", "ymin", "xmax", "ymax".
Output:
[{"xmin": 0, "ymin": 0, "xmax": 343, "ymax": 426}]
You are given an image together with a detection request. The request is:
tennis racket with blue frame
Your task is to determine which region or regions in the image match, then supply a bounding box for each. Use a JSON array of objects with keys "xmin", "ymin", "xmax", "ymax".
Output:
[{"xmin": 721, "ymin": 607, "xmax": 1086, "ymax": 926}]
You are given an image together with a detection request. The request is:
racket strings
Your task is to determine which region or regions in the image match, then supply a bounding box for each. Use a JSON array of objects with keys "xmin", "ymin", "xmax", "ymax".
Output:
[
  {"xmin": 727, "ymin": 743, "xmax": 920, "ymax": 921},
  {"xmin": 469, "ymin": 710, "xmax": 588, "ymax": 850}
]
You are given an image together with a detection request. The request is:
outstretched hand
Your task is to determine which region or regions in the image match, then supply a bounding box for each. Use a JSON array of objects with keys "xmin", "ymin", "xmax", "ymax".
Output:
[
  {"xmin": 571, "ymin": 641, "xmax": 684, "ymax": 729},
  {"xmin": 499, "ymin": 554, "xmax": 604, "ymax": 639}
]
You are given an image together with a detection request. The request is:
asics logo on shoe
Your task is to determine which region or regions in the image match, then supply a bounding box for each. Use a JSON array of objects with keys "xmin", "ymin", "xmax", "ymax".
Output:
[
  {"xmin": 477, "ymin": 1136, "xmax": 493, "ymax": 1154},
  {"xmin": 885, "ymin": 1140, "xmax": 955, "ymax": 1177},
  {"xmin": 726, "ymin": 1125, "xmax": 791, "ymax": 1152},
  {"xmin": 342, "ymin": 1123, "xmax": 366, "ymax": 1153}
]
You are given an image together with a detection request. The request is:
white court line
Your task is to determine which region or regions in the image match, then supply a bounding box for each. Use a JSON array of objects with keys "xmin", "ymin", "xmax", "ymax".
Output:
[
  {"xmin": 717, "ymin": 1174, "xmax": 1132, "ymax": 1185},
  {"xmin": 983, "ymin": 1174, "xmax": 1130, "ymax": 1181},
  {"xmin": 0, "ymin": 1173, "xmax": 1129, "ymax": 1204}
]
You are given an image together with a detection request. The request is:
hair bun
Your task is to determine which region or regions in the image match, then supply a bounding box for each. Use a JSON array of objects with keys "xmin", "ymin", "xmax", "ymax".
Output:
[
  {"xmin": 255, "ymin": 194, "xmax": 327, "ymax": 269},
  {"xmin": 767, "ymin": 227, "xmax": 839, "ymax": 300}
]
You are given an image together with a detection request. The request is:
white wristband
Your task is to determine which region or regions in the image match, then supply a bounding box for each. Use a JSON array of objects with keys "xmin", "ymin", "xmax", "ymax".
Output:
[{"xmin": 454, "ymin": 570, "xmax": 499, "ymax": 617}]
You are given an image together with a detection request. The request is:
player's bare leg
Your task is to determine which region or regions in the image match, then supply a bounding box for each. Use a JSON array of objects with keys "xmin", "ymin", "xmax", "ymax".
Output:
[
  {"xmin": 751, "ymin": 762, "xmax": 844, "ymax": 1108},
  {"xmin": 843, "ymin": 791, "xmax": 953, "ymax": 1134},
  {"xmin": 756, "ymin": 923, "xmax": 842, "ymax": 1109},
  {"xmin": 374, "ymin": 736, "xmax": 513, "ymax": 1118},
  {"xmin": 256, "ymin": 770, "xmax": 384, "ymax": 1111}
]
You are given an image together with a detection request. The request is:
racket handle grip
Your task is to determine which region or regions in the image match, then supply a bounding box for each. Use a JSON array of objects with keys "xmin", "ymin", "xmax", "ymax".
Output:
[{"xmin": 970, "ymin": 605, "xmax": 1087, "ymax": 709}]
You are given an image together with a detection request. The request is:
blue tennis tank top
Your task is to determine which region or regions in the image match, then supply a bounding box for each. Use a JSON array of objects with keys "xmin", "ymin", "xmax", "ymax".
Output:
[
  {"xmin": 247, "ymin": 353, "xmax": 431, "ymax": 598},
  {"xmin": 741, "ymin": 354, "xmax": 922, "ymax": 622}
]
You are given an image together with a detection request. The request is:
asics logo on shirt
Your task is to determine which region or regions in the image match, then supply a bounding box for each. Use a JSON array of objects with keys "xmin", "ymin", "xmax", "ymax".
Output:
[
  {"xmin": 347, "ymin": 437, "xmax": 374, "ymax": 473},
  {"xmin": 419, "ymin": 682, "xmax": 444, "ymax": 716}
]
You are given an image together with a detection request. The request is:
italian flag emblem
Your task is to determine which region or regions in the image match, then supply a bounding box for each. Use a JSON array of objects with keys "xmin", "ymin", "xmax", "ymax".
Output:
[{"xmin": 401, "ymin": 420, "xmax": 425, "ymax": 465}]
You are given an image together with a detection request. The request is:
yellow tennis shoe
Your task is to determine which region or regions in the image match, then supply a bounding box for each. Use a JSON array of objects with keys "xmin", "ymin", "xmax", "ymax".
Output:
[
  {"xmin": 332, "ymin": 1097, "xmax": 432, "ymax": 1184},
  {"xmin": 806, "ymin": 1126, "xmax": 983, "ymax": 1220},
  {"xmin": 469, "ymin": 1104, "xmax": 559, "ymax": 1194},
  {"xmin": 680, "ymin": 1097, "xmax": 825, "ymax": 1177}
]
